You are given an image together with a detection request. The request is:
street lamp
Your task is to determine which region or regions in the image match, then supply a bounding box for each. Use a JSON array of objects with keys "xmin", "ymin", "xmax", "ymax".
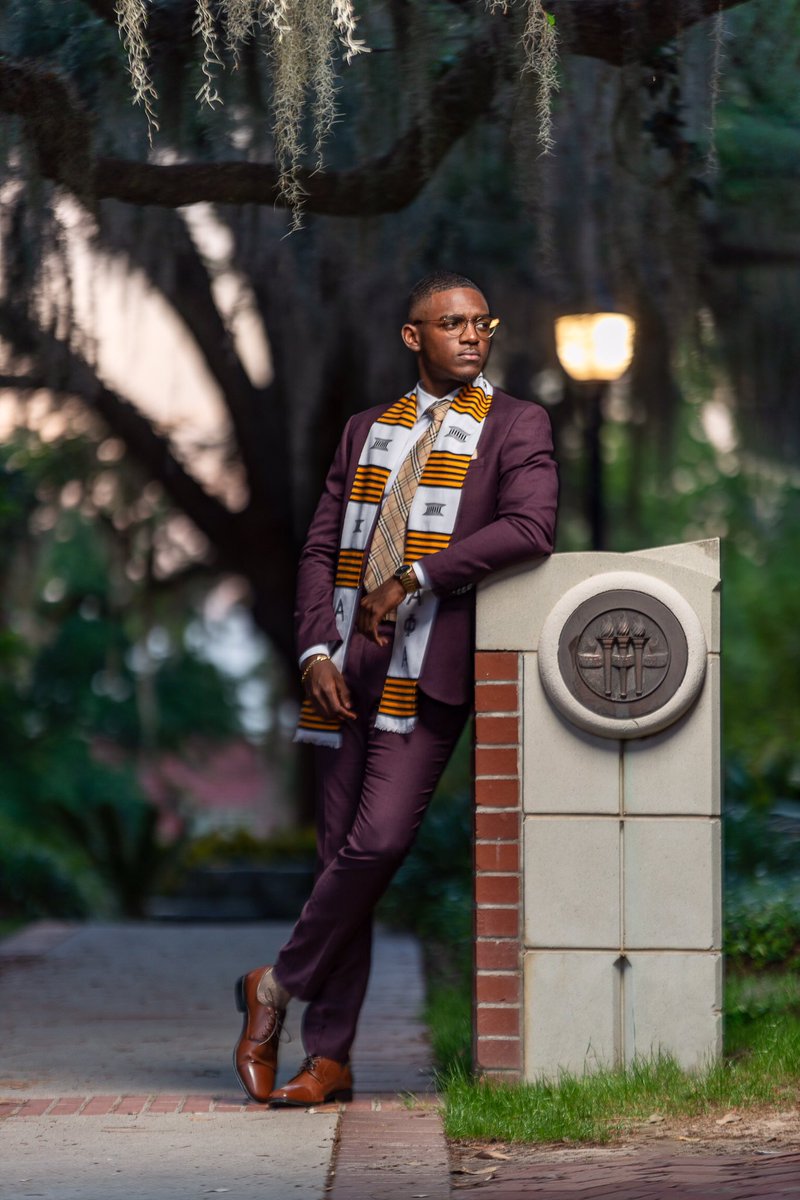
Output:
[{"xmin": 554, "ymin": 312, "xmax": 635, "ymax": 550}]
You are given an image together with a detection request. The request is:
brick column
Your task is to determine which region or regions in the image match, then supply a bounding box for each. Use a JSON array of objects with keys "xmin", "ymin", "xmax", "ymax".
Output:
[{"xmin": 473, "ymin": 650, "xmax": 523, "ymax": 1081}]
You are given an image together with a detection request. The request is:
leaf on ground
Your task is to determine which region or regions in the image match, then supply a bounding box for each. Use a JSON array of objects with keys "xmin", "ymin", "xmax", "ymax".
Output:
[
  {"xmin": 451, "ymin": 1167, "xmax": 498, "ymax": 1177},
  {"xmin": 646, "ymin": 1113, "xmax": 665, "ymax": 1124},
  {"xmin": 715, "ymin": 1112, "xmax": 741, "ymax": 1125},
  {"xmin": 476, "ymin": 1149, "xmax": 511, "ymax": 1160}
]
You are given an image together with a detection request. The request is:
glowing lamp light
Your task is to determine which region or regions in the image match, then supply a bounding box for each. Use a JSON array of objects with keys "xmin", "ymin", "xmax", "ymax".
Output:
[{"xmin": 554, "ymin": 313, "xmax": 635, "ymax": 383}]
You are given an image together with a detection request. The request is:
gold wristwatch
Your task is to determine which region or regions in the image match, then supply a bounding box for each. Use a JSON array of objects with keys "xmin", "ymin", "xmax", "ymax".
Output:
[{"xmin": 393, "ymin": 563, "xmax": 418, "ymax": 595}]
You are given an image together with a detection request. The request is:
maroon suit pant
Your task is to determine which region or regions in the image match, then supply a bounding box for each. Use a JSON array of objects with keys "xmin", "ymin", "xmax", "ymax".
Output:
[{"xmin": 274, "ymin": 625, "xmax": 470, "ymax": 1062}]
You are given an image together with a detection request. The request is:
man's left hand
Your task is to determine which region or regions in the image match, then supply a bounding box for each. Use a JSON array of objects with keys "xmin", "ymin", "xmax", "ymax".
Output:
[{"xmin": 357, "ymin": 578, "xmax": 407, "ymax": 645}]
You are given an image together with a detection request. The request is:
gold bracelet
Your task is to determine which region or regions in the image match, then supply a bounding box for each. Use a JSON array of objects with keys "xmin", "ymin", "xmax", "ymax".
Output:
[{"xmin": 301, "ymin": 654, "xmax": 330, "ymax": 684}]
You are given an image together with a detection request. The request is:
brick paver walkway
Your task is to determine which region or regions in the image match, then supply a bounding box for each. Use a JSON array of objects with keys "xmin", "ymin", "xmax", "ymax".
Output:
[
  {"xmin": 329, "ymin": 1100, "xmax": 450, "ymax": 1199},
  {"xmin": 458, "ymin": 1146, "xmax": 800, "ymax": 1198}
]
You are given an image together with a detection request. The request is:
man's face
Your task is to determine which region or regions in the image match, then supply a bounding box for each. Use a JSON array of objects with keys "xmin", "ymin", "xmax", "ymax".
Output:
[{"xmin": 401, "ymin": 287, "xmax": 493, "ymax": 396}]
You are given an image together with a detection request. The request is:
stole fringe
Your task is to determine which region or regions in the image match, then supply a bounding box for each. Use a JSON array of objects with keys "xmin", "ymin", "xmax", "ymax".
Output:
[
  {"xmin": 374, "ymin": 713, "xmax": 416, "ymax": 735},
  {"xmin": 293, "ymin": 728, "xmax": 343, "ymax": 749}
]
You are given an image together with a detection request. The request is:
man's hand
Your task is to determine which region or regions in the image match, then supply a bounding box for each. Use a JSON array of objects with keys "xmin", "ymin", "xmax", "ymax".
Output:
[
  {"xmin": 357, "ymin": 577, "xmax": 407, "ymax": 645},
  {"xmin": 304, "ymin": 659, "xmax": 356, "ymax": 722}
]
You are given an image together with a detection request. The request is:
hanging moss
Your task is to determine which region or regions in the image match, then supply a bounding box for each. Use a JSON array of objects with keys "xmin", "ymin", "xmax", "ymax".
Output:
[
  {"xmin": 521, "ymin": 0, "xmax": 560, "ymax": 152},
  {"xmin": 113, "ymin": 1, "xmax": 561, "ymax": 224},
  {"xmin": 114, "ymin": 0, "xmax": 369, "ymax": 224},
  {"xmin": 115, "ymin": 0, "xmax": 159, "ymax": 139}
]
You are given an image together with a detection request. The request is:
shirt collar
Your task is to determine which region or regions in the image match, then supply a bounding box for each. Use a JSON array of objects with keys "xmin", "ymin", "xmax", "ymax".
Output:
[{"xmin": 415, "ymin": 381, "xmax": 460, "ymax": 418}]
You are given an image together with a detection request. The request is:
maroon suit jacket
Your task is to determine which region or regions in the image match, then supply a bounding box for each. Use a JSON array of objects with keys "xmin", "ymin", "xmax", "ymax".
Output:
[{"xmin": 295, "ymin": 388, "xmax": 559, "ymax": 706}]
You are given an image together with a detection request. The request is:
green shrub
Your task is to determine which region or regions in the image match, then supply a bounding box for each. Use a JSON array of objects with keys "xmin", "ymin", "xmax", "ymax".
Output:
[
  {"xmin": 0, "ymin": 823, "xmax": 92, "ymax": 918},
  {"xmin": 725, "ymin": 968, "xmax": 800, "ymax": 1034},
  {"xmin": 179, "ymin": 825, "xmax": 317, "ymax": 870},
  {"xmin": 49, "ymin": 794, "xmax": 185, "ymax": 918},
  {"xmin": 724, "ymin": 757, "xmax": 800, "ymax": 880},
  {"xmin": 725, "ymin": 877, "xmax": 800, "ymax": 970}
]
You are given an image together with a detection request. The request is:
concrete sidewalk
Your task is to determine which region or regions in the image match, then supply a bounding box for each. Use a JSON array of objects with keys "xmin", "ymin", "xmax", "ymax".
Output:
[{"xmin": 0, "ymin": 920, "xmax": 440, "ymax": 1200}]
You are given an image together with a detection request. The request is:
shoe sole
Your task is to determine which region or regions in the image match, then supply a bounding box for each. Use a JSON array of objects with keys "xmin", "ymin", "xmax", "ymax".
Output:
[
  {"xmin": 234, "ymin": 974, "xmax": 246, "ymax": 1014},
  {"xmin": 269, "ymin": 1089, "xmax": 353, "ymax": 1107}
]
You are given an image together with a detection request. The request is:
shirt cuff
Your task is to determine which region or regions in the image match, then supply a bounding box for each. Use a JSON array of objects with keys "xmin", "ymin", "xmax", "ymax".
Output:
[
  {"xmin": 412, "ymin": 560, "xmax": 430, "ymax": 590},
  {"xmin": 299, "ymin": 643, "xmax": 334, "ymax": 669}
]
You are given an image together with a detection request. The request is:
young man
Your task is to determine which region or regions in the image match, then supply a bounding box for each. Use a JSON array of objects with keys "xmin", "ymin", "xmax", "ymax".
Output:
[{"xmin": 234, "ymin": 270, "xmax": 558, "ymax": 1106}]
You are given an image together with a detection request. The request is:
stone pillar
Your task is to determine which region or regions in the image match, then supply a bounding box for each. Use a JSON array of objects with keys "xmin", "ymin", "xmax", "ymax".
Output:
[{"xmin": 474, "ymin": 541, "xmax": 722, "ymax": 1082}]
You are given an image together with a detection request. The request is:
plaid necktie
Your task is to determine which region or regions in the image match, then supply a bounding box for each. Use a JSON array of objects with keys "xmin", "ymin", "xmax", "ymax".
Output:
[{"xmin": 363, "ymin": 397, "xmax": 451, "ymax": 593}]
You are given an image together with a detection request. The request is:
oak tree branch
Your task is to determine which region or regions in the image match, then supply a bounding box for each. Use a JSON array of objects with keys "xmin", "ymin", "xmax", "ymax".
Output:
[{"xmin": 1, "ymin": 1, "xmax": 752, "ymax": 215}]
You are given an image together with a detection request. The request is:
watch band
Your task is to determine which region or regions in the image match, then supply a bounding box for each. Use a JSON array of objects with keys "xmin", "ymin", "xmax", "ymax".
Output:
[{"xmin": 393, "ymin": 563, "xmax": 418, "ymax": 595}]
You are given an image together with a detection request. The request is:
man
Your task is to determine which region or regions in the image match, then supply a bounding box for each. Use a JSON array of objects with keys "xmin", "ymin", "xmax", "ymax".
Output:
[{"xmin": 234, "ymin": 270, "xmax": 558, "ymax": 1106}]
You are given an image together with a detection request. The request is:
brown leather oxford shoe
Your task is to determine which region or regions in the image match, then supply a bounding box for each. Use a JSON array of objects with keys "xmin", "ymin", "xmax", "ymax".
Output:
[
  {"xmin": 233, "ymin": 966, "xmax": 285, "ymax": 1103},
  {"xmin": 268, "ymin": 1055, "xmax": 353, "ymax": 1106}
]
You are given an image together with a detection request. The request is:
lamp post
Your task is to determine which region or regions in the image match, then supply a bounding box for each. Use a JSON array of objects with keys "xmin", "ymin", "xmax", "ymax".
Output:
[{"xmin": 554, "ymin": 312, "xmax": 635, "ymax": 551}]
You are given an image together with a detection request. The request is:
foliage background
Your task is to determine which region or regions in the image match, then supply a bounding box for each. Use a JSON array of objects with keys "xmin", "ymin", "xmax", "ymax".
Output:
[{"xmin": 0, "ymin": 0, "xmax": 798, "ymax": 934}]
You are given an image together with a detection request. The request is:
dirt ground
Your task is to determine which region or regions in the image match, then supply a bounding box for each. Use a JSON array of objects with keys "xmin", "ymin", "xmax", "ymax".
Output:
[{"xmin": 450, "ymin": 1105, "xmax": 800, "ymax": 1178}]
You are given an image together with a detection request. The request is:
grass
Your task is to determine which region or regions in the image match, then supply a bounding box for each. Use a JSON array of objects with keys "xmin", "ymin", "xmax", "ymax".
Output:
[
  {"xmin": 426, "ymin": 982, "xmax": 474, "ymax": 1076},
  {"xmin": 426, "ymin": 968, "xmax": 800, "ymax": 1144}
]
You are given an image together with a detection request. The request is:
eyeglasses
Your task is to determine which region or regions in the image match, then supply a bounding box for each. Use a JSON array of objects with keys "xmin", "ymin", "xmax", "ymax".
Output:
[{"xmin": 412, "ymin": 315, "xmax": 501, "ymax": 340}]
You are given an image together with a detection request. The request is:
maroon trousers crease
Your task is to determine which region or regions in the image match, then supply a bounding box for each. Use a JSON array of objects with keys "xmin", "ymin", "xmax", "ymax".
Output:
[{"xmin": 274, "ymin": 626, "xmax": 470, "ymax": 1062}]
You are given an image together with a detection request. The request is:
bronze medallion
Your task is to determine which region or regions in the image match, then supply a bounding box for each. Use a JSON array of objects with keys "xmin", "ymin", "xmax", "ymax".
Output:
[{"xmin": 557, "ymin": 590, "xmax": 688, "ymax": 721}]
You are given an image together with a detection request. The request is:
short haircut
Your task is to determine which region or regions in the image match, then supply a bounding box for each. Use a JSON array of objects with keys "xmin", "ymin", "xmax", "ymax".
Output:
[{"xmin": 407, "ymin": 271, "xmax": 487, "ymax": 317}]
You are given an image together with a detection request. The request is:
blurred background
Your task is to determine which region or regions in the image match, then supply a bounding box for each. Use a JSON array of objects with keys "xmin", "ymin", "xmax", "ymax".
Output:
[{"xmin": 0, "ymin": 1, "xmax": 797, "ymax": 980}]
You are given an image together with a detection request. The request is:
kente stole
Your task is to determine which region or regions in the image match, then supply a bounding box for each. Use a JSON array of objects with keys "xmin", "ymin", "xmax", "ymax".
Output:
[{"xmin": 295, "ymin": 378, "xmax": 494, "ymax": 747}]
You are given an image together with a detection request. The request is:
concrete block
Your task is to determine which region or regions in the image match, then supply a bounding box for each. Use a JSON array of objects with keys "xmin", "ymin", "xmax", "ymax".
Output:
[
  {"xmin": 477, "ymin": 554, "xmax": 605, "ymax": 653},
  {"xmin": 624, "ymin": 655, "xmax": 720, "ymax": 815},
  {"xmin": 524, "ymin": 951, "xmax": 618, "ymax": 1079},
  {"xmin": 477, "ymin": 542, "xmax": 720, "ymax": 654},
  {"xmin": 523, "ymin": 817, "xmax": 620, "ymax": 948},
  {"xmin": 623, "ymin": 819, "xmax": 722, "ymax": 949},
  {"xmin": 624, "ymin": 952, "xmax": 723, "ymax": 1071},
  {"xmin": 634, "ymin": 539, "xmax": 720, "ymax": 580},
  {"xmin": 522, "ymin": 655, "xmax": 621, "ymax": 814}
]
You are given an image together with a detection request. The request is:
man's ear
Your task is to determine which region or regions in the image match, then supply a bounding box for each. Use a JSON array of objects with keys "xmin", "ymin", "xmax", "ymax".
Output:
[{"xmin": 401, "ymin": 322, "xmax": 421, "ymax": 352}]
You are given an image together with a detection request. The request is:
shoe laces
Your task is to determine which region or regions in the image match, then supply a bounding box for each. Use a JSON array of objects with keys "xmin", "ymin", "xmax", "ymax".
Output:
[
  {"xmin": 255, "ymin": 1011, "xmax": 292, "ymax": 1046},
  {"xmin": 299, "ymin": 1055, "xmax": 350, "ymax": 1078}
]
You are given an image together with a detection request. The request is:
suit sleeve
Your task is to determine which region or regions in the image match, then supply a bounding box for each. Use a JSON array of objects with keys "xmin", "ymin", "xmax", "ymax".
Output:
[
  {"xmin": 294, "ymin": 417, "xmax": 355, "ymax": 656},
  {"xmin": 422, "ymin": 403, "xmax": 558, "ymax": 596}
]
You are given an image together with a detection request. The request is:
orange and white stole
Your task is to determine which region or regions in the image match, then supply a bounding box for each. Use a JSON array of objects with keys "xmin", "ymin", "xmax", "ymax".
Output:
[{"xmin": 295, "ymin": 378, "xmax": 493, "ymax": 747}]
